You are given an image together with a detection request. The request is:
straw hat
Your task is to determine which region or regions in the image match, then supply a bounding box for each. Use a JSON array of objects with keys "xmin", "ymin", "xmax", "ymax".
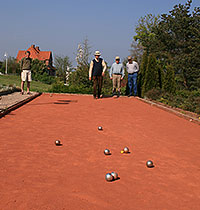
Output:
[
  {"xmin": 94, "ymin": 51, "xmax": 101, "ymax": 56},
  {"xmin": 115, "ymin": 56, "xmax": 120, "ymax": 60}
]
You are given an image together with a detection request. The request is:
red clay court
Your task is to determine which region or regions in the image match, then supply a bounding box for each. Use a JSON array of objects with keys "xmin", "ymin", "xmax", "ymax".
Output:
[{"xmin": 0, "ymin": 94, "xmax": 200, "ymax": 210}]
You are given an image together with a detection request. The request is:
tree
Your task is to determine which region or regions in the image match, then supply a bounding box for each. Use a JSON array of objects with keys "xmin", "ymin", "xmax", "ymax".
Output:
[
  {"xmin": 75, "ymin": 38, "xmax": 91, "ymax": 67},
  {"xmin": 138, "ymin": 50, "xmax": 148, "ymax": 97},
  {"xmin": 0, "ymin": 61, "xmax": 3, "ymax": 70},
  {"xmin": 154, "ymin": 0, "xmax": 200, "ymax": 90},
  {"xmin": 1, "ymin": 57, "xmax": 20, "ymax": 74},
  {"xmin": 129, "ymin": 40, "xmax": 144, "ymax": 64},
  {"xmin": 163, "ymin": 64, "xmax": 176, "ymax": 94},
  {"xmin": 69, "ymin": 38, "xmax": 92, "ymax": 90},
  {"xmin": 54, "ymin": 55, "xmax": 72, "ymax": 82},
  {"xmin": 134, "ymin": 14, "xmax": 160, "ymax": 51},
  {"xmin": 142, "ymin": 54, "xmax": 160, "ymax": 96}
]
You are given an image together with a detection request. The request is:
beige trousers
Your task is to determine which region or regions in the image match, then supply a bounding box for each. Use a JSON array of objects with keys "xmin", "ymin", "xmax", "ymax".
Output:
[{"xmin": 112, "ymin": 74, "xmax": 121, "ymax": 91}]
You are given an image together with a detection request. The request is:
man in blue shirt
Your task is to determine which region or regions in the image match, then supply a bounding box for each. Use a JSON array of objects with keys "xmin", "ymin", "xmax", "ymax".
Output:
[{"xmin": 110, "ymin": 56, "xmax": 124, "ymax": 97}]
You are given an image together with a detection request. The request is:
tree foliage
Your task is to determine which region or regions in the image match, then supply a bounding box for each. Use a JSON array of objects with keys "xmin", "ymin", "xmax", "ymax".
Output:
[
  {"xmin": 134, "ymin": 0, "xmax": 199, "ymax": 91},
  {"xmin": 1, "ymin": 57, "xmax": 20, "ymax": 74},
  {"xmin": 129, "ymin": 40, "xmax": 143, "ymax": 64},
  {"xmin": 54, "ymin": 55, "xmax": 72, "ymax": 82},
  {"xmin": 69, "ymin": 38, "xmax": 93, "ymax": 91},
  {"xmin": 138, "ymin": 50, "xmax": 148, "ymax": 97},
  {"xmin": 142, "ymin": 54, "xmax": 160, "ymax": 96},
  {"xmin": 156, "ymin": 0, "xmax": 199, "ymax": 90},
  {"xmin": 163, "ymin": 64, "xmax": 176, "ymax": 94},
  {"xmin": 30, "ymin": 59, "xmax": 55, "ymax": 84},
  {"xmin": 134, "ymin": 14, "xmax": 160, "ymax": 51}
]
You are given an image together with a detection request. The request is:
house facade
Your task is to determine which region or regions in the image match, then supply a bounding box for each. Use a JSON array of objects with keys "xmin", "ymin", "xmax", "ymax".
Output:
[{"xmin": 16, "ymin": 45, "xmax": 56, "ymax": 75}]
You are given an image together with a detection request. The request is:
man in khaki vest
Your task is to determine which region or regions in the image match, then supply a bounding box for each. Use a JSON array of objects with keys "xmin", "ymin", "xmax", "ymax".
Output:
[{"xmin": 20, "ymin": 51, "xmax": 32, "ymax": 95}]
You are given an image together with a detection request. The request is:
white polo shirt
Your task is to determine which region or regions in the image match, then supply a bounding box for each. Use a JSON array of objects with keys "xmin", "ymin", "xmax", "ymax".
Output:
[{"xmin": 126, "ymin": 61, "xmax": 139, "ymax": 74}]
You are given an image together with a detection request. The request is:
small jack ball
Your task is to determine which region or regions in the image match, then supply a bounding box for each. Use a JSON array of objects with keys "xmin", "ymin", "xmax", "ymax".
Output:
[
  {"xmin": 98, "ymin": 126, "xmax": 103, "ymax": 130},
  {"xmin": 146, "ymin": 160, "xmax": 154, "ymax": 168}
]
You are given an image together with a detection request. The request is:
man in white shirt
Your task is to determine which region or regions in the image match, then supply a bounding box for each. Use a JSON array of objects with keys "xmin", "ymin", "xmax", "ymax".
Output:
[{"xmin": 126, "ymin": 56, "xmax": 139, "ymax": 97}]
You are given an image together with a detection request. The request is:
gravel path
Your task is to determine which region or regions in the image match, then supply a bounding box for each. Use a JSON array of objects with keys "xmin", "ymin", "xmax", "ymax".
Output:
[{"xmin": 0, "ymin": 92, "xmax": 38, "ymax": 111}]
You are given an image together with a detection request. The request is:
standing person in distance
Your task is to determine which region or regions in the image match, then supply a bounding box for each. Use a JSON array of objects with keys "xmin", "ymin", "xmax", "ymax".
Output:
[
  {"xmin": 110, "ymin": 56, "xmax": 124, "ymax": 97},
  {"xmin": 89, "ymin": 51, "xmax": 107, "ymax": 99},
  {"xmin": 126, "ymin": 56, "xmax": 139, "ymax": 97},
  {"xmin": 20, "ymin": 51, "xmax": 32, "ymax": 95}
]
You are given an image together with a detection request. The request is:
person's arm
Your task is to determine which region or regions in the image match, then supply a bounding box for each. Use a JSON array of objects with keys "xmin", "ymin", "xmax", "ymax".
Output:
[
  {"xmin": 126, "ymin": 63, "xmax": 129, "ymax": 73},
  {"xmin": 30, "ymin": 58, "xmax": 32, "ymax": 70},
  {"xmin": 102, "ymin": 59, "xmax": 107, "ymax": 76},
  {"xmin": 110, "ymin": 64, "xmax": 113, "ymax": 79},
  {"xmin": 20, "ymin": 58, "xmax": 24, "ymax": 71},
  {"xmin": 121, "ymin": 65, "xmax": 125, "ymax": 79},
  {"xmin": 89, "ymin": 60, "xmax": 93, "ymax": 80},
  {"xmin": 136, "ymin": 62, "xmax": 139, "ymax": 72}
]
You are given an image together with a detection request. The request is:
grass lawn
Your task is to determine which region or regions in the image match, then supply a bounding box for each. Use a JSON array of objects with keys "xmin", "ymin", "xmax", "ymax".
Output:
[{"xmin": 0, "ymin": 74, "xmax": 52, "ymax": 92}]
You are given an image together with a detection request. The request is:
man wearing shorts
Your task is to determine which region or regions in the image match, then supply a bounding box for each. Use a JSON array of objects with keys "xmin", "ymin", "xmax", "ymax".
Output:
[
  {"xmin": 20, "ymin": 51, "xmax": 32, "ymax": 94},
  {"xmin": 110, "ymin": 56, "xmax": 124, "ymax": 97},
  {"xmin": 89, "ymin": 51, "xmax": 107, "ymax": 99}
]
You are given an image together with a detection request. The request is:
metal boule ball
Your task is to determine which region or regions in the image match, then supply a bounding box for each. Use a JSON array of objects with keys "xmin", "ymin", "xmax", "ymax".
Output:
[
  {"xmin": 104, "ymin": 149, "xmax": 111, "ymax": 155},
  {"xmin": 146, "ymin": 160, "xmax": 154, "ymax": 168},
  {"xmin": 98, "ymin": 126, "xmax": 103, "ymax": 131},
  {"xmin": 123, "ymin": 147, "xmax": 129, "ymax": 153},
  {"xmin": 105, "ymin": 173, "xmax": 114, "ymax": 182},
  {"xmin": 55, "ymin": 140, "xmax": 61, "ymax": 146},
  {"xmin": 111, "ymin": 172, "xmax": 118, "ymax": 180}
]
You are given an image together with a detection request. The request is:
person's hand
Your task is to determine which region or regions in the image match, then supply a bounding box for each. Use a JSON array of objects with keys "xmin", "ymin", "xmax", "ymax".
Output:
[
  {"xmin": 110, "ymin": 77, "xmax": 113, "ymax": 80},
  {"xmin": 89, "ymin": 77, "xmax": 91, "ymax": 81},
  {"xmin": 102, "ymin": 72, "xmax": 105, "ymax": 76},
  {"xmin": 121, "ymin": 77, "xmax": 123, "ymax": 80}
]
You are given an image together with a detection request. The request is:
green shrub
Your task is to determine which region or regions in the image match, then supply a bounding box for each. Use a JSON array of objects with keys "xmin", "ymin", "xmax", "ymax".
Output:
[
  {"xmin": 156, "ymin": 89, "xmax": 200, "ymax": 114},
  {"xmin": 33, "ymin": 73, "xmax": 55, "ymax": 85},
  {"xmin": 145, "ymin": 88, "xmax": 162, "ymax": 100}
]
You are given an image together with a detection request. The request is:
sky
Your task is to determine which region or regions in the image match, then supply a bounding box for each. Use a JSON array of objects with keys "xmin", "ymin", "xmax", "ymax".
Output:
[{"xmin": 0, "ymin": 0, "xmax": 199, "ymax": 66}]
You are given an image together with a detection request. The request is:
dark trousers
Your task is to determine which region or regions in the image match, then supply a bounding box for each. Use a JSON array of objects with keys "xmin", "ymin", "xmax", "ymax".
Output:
[{"xmin": 93, "ymin": 76, "xmax": 103, "ymax": 98}]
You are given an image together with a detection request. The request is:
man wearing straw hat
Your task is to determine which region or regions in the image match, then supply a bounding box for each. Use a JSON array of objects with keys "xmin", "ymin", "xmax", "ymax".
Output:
[{"xmin": 89, "ymin": 51, "xmax": 107, "ymax": 99}]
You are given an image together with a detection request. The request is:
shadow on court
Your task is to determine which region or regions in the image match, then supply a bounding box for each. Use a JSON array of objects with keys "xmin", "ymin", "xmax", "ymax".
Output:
[{"xmin": 28, "ymin": 99, "xmax": 78, "ymax": 106}]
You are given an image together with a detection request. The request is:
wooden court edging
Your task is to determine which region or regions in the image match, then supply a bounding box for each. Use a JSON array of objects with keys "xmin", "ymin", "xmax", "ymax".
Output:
[{"xmin": 0, "ymin": 92, "xmax": 42, "ymax": 119}]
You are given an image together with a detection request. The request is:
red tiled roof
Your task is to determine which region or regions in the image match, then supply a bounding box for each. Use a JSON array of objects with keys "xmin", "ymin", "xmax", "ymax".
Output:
[{"xmin": 16, "ymin": 45, "xmax": 52, "ymax": 62}]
